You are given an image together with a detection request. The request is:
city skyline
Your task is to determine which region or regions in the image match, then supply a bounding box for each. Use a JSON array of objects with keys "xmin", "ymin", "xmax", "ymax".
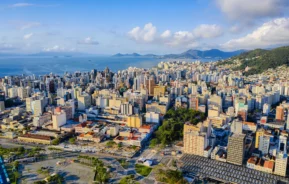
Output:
[{"xmin": 0, "ymin": 0, "xmax": 289, "ymax": 54}]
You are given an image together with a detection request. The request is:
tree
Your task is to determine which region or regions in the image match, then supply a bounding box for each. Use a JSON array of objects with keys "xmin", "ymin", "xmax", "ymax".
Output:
[
  {"xmin": 153, "ymin": 108, "xmax": 205, "ymax": 147},
  {"xmin": 106, "ymin": 140, "xmax": 116, "ymax": 147},
  {"xmin": 149, "ymin": 138, "xmax": 158, "ymax": 148},
  {"xmin": 18, "ymin": 146, "xmax": 25, "ymax": 153},
  {"xmin": 12, "ymin": 161, "xmax": 19, "ymax": 171},
  {"xmin": 33, "ymin": 181, "xmax": 46, "ymax": 184},
  {"xmin": 69, "ymin": 137, "xmax": 76, "ymax": 144},
  {"xmin": 13, "ymin": 171, "xmax": 21, "ymax": 182},
  {"xmin": 117, "ymin": 142, "xmax": 122, "ymax": 148},
  {"xmin": 119, "ymin": 175, "xmax": 139, "ymax": 184},
  {"xmin": 52, "ymin": 138, "xmax": 60, "ymax": 145}
]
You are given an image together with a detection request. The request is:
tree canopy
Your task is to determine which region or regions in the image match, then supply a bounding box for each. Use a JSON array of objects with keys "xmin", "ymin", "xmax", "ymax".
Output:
[{"xmin": 151, "ymin": 108, "xmax": 205, "ymax": 147}]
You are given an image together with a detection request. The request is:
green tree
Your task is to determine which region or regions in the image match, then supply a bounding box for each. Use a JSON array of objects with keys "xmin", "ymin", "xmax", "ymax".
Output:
[
  {"xmin": 149, "ymin": 138, "xmax": 158, "ymax": 148},
  {"xmin": 33, "ymin": 181, "xmax": 46, "ymax": 184},
  {"xmin": 12, "ymin": 161, "xmax": 19, "ymax": 171},
  {"xmin": 13, "ymin": 171, "xmax": 21, "ymax": 182},
  {"xmin": 106, "ymin": 140, "xmax": 116, "ymax": 147},
  {"xmin": 51, "ymin": 138, "xmax": 60, "ymax": 145},
  {"xmin": 69, "ymin": 137, "xmax": 76, "ymax": 144},
  {"xmin": 117, "ymin": 142, "xmax": 122, "ymax": 148},
  {"xmin": 153, "ymin": 108, "xmax": 205, "ymax": 147}
]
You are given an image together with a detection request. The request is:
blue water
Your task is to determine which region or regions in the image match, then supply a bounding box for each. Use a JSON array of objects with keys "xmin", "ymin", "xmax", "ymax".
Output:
[{"xmin": 0, "ymin": 56, "xmax": 214, "ymax": 76}]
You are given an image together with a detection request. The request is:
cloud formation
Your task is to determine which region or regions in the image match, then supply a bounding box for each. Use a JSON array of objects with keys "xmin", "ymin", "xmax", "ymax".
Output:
[
  {"xmin": 0, "ymin": 43, "xmax": 17, "ymax": 51},
  {"xmin": 193, "ymin": 24, "xmax": 223, "ymax": 38},
  {"xmin": 43, "ymin": 45, "xmax": 75, "ymax": 52},
  {"xmin": 128, "ymin": 23, "xmax": 223, "ymax": 47},
  {"xmin": 78, "ymin": 37, "xmax": 99, "ymax": 45},
  {"xmin": 128, "ymin": 23, "xmax": 157, "ymax": 43},
  {"xmin": 11, "ymin": 3, "xmax": 35, "ymax": 7},
  {"xmin": 23, "ymin": 33, "xmax": 33, "ymax": 40},
  {"xmin": 216, "ymin": 0, "xmax": 289, "ymax": 23},
  {"xmin": 18, "ymin": 22, "xmax": 41, "ymax": 30},
  {"xmin": 221, "ymin": 18, "xmax": 289, "ymax": 50}
]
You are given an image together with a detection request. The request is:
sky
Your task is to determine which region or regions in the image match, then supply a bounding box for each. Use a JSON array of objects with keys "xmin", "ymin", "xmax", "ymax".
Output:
[{"xmin": 0, "ymin": 0, "xmax": 289, "ymax": 55}]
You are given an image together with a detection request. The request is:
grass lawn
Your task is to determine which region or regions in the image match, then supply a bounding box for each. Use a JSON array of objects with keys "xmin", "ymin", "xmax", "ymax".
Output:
[{"xmin": 135, "ymin": 164, "xmax": 152, "ymax": 177}]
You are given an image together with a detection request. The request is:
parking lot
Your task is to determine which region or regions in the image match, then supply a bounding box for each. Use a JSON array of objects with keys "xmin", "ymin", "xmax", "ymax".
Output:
[{"xmin": 19, "ymin": 159, "xmax": 95, "ymax": 184}]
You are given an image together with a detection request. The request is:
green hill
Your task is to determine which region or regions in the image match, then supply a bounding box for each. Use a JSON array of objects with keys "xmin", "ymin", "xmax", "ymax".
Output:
[{"xmin": 218, "ymin": 46, "xmax": 289, "ymax": 75}]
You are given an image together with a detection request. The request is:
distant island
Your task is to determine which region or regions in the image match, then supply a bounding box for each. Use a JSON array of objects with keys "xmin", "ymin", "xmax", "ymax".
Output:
[{"xmin": 112, "ymin": 49, "xmax": 245, "ymax": 59}]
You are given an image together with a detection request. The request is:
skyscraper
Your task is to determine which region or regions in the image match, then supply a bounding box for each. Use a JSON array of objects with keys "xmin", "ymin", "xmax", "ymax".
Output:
[
  {"xmin": 276, "ymin": 105, "xmax": 284, "ymax": 121},
  {"xmin": 189, "ymin": 95, "xmax": 199, "ymax": 110},
  {"xmin": 183, "ymin": 122, "xmax": 211, "ymax": 156},
  {"xmin": 274, "ymin": 153, "xmax": 288, "ymax": 177},
  {"xmin": 227, "ymin": 133, "xmax": 245, "ymax": 165}
]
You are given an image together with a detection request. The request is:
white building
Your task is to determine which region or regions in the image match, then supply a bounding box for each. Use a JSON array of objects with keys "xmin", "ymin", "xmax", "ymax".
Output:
[
  {"xmin": 258, "ymin": 135, "xmax": 271, "ymax": 155},
  {"xmin": 145, "ymin": 112, "xmax": 160, "ymax": 124},
  {"xmin": 52, "ymin": 107, "xmax": 67, "ymax": 130},
  {"xmin": 120, "ymin": 102, "xmax": 133, "ymax": 115}
]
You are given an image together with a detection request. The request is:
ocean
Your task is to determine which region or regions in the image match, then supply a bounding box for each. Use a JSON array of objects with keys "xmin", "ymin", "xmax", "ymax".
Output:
[{"xmin": 0, "ymin": 56, "xmax": 214, "ymax": 77}]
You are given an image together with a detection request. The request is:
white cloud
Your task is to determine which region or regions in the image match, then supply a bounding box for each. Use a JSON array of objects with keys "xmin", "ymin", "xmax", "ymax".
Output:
[
  {"xmin": 167, "ymin": 31, "xmax": 195, "ymax": 46},
  {"xmin": 43, "ymin": 45, "xmax": 75, "ymax": 52},
  {"xmin": 160, "ymin": 30, "xmax": 171, "ymax": 39},
  {"xmin": 128, "ymin": 23, "xmax": 157, "ymax": 43},
  {"xmin": 43, "ymin": 45, "xmax": 63, "ymax": 52},
  {"xmin": 193, "ymin": 24, "xmax": 223, "ymax": 38},
  {"xmin": 128, "ymin": 23, "xmax": 223, "ymax": 48},
  {"xmin": 216, "ymin": 0, "xmax": 289, "ymax": 23},
  {"xmin": 11, "ymin": 3, "xmax": 35, "ymax": 7},
  {"xmin": 0, "ymin": 43, "xmax": 17, "ymax": 51},
  {"xmin": 19, "ymin": 22, "xmax": 41, "ymax": 30},
  {"xmin": 78, "ymin": 37, "xmax": 99, "ymax": 45},
  {"xmin": 23, "ymin": 33, "xmax": 33, "ymax": 40},
  {"xmin": 221, "ymin": 18, "xmax": 289, "ymax": 50}
]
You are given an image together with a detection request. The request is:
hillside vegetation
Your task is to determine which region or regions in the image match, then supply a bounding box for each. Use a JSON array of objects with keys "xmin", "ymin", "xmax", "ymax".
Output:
[{"xmin": 217, "ymin": 46, "xmax": 289, "ymax": 75}]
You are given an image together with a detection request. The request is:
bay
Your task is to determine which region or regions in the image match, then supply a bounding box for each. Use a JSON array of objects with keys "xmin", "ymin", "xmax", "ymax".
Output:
[{"xmin": 0, "ymin": 56, "xmax": 214, "ymax": 77}]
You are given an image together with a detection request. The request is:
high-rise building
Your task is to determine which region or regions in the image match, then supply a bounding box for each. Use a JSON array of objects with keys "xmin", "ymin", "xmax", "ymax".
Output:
[
  {"xmin": 77, "ymin": 92, "xmax": 91, "ymax": 110},
  {"xmin": 263, "ymin": 103, "xmax": 270, "ymax": 115},
  {"xmin": 255, "ymin": 129, "xmax": 265, "ymax": 148},
  {"xmin": 0, "ymin": 101, "xmax": 5, "ymax": 111},
  {"xmin": 145, "ymin": 112, "xmax": 160, "ymax": 124},
  {"xmin": 145, "ymin": 78, "xmax": 155, "ymax": 96},
  {"xmin": 258, "ymin": 135, "xmax": 271, "ymax": 155},
  {"xmin": 227, "ymin": 133, "xmax": 245, "ymax": 165},
  {"xmin": 32, "ymin": 99, "xmax": 44, "ymax": 116},
  {"xmin": 153, "ymin": 86, "xmax": 166, "ymax": 99},
  {"xmin": 274, "ymin": 153, "xmax": 288, "ymax": 177},
  {"xmin": 120, "ymin": 102, "xmax": 133, "ymax": 115},
  {"xmin": 183, "ymin": 122, "xmax": 211, "ymax": 156},
  {"xmin": 279, "ymin": 135, "xmax": 287, "ymax": 154},
  {"xmin": 189, "ymin": 95, "xmax": 199, "ymax": 110},
  {"xmin": 237, "ymin": 109, "xmax": 247, "ymax": 122},
  {"xmin": 276, "ymin": 105, "xmax": 284, "ymax": 121},
  {"xmin": 207, "ymin": 95, "xmax": 222, "ymax": 112},
  {"xmin": 231, "ymin": 120, "xmax": 243, "ymax": 134},
  {"xmin": 127, "ymin": 115, "xmax": 142, "ymax": 128},
  {"xmin": 52, "ymin": 107, "xmax": 67, "ymax": 130}
]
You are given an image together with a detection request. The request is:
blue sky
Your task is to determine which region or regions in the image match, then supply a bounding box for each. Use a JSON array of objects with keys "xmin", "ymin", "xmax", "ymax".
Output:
[{"xmin": 0, "ymin": 0, "xmax": 289, "ymax": 54}]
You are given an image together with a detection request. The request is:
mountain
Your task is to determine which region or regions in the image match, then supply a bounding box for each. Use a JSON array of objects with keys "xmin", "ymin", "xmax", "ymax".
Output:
[
  {"xmin": 160, "ymin": 49, "xmax": 245, "ymax": 59},
  {"xmin": 112, "ymin": 49, "xmax": 245, "ymax": 59},
  {"xmin": 218, "ymin": 46, "xmax": 289, "ymax": 75},
  {"xmin": 112, "ymin": 53, "xmax": 141, "ymax": 57}
]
